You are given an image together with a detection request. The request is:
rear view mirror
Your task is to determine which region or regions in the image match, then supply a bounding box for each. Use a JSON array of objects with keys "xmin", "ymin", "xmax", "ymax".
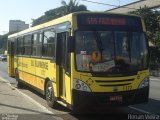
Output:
[{"xmin": 67, "ymin": 36, "xmax": 74, "ymax": 52}]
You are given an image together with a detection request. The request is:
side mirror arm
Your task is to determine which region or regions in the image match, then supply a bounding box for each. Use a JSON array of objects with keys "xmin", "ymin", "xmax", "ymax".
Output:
[{"xmin": 67, "ymin": 36, "xmax": 74, "ymax": 52}]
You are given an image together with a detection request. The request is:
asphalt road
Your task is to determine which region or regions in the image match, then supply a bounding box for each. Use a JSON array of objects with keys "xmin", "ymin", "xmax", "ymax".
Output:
[{"xmin": 0, "ymin": 61, "xmax": 160, "ymax": 120}]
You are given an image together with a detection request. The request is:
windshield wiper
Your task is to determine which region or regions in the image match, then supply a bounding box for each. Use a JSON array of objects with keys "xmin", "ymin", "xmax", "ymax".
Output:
[
  {"xmin": 93, "ymin": 31, "xmax": 103, "ymax": 61},
  {"xmin": 128, "ymin": 33, "xmax": 132, "ymax": 62}
]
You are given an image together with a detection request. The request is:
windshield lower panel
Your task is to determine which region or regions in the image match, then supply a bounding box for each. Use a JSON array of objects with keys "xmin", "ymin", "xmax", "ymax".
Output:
[{"xmin": 75, "ymin": 31, "xmax": 148, "ymax": 75}]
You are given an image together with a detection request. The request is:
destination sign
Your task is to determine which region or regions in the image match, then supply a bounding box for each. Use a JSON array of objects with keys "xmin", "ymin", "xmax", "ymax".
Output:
[
  {"xmin": 87, "ymin": 17, "xmax": 127, "ymax": 25},
  {"xmin": 77, "ymin": 14, "xmax": 142, "ymax": 30}
]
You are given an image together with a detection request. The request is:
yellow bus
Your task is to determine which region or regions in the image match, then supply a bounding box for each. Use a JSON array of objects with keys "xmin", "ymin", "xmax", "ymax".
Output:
[{"xmin": 7, "ymin": 12, "xmax": 149, "ymax": 111}]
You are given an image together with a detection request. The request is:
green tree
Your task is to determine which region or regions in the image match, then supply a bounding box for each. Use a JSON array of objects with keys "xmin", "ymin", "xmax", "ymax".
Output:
[
  {"xmin": 153, "ymin": 31, "xmax": 160, "ymax": 47},
  {"xmin": 32, "ymin": 0, "xmax": 87, "ymax": 26},
  {"xmin": 130, "ymin": 6, "xmax": 160, "ymax": 32},
  {"xmin": 0, "ymin": 33, "xmax": 9, "ymax": 54},
  {"xmin": 130, "ymin": 6, "xmax": 160, "ymax": 48},
  {"xmin": 32, "ymin": 6, "xmax": 64, "ymax": 26},
  {"xmin": 61, "ymin": 0, "xmax": 87, "ymax": 15}
]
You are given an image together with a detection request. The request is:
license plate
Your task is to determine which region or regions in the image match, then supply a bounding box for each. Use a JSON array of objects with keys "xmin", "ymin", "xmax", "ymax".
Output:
[{"xmin": 110, "ymin": 95, "xmax": 123, "ymax": 102}]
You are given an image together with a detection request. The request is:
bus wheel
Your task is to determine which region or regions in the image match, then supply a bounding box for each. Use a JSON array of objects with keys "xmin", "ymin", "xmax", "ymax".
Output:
[
  {"xmin": 15, "ymin": 69, "xmax": 23, "ymax": 88},
  {"xmin": 46, "ymin": 81, "xmax": 56, "ymax": 108}
]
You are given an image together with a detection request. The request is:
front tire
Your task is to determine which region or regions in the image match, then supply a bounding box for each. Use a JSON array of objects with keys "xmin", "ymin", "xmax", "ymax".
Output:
[{"xmin": 46, "ymin": 81, "xmax": 56, "ymax": 108}]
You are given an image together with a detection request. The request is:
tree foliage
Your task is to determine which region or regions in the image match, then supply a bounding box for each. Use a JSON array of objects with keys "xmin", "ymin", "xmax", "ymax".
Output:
[
  {"xmin": 61, "ymin": 0, "xmax": 87, "ymax": 15},
  {"xmin": 130, "ymin": 6, "xmax": 160, "ymax": 48},
  {"xmin": 130, "ymin": 6, "xmax": 160, "ymax": 32},
  {"xmin": 0, "ymin": 32, "xmax": 17, "ymax": 54},
  {"xmin": 32, "ymin": 0, "xmax": 87, "ymax": 26},
  {"xmin": 32, "ymin": 6, "xmax": 64, "ymax": 26},
  {"xmin": 0, "ymin": 33, "xmax": 8, "ymax": 54},
  {"xmin": 130, "ymin": 6, "xmax": 160, "ymax": 71}
]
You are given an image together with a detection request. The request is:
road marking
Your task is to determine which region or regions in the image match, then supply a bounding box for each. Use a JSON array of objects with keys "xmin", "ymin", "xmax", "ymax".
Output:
[
  {"xmin": 0, "ymin": 76, "xmax": 53, "ymax": 115},
  {"xmin": 129, "ymin": 106, "xmax": 154, "ymax": 115}
]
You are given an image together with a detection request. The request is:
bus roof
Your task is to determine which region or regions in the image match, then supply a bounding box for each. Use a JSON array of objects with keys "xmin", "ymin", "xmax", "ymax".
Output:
[{"xmin": 8, "ymin": 11, "xmax": 141, "ymax": 38}]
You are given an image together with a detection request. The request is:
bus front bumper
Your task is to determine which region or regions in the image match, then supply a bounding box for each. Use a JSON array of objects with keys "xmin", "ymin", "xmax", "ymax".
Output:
[{"xmin": 72, "ymin": 87, "xmax": 149, "ymax": 110}]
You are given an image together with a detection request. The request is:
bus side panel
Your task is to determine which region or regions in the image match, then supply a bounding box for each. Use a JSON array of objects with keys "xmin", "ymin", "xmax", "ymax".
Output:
[
  {"xmin": 7, "ymin": 55, "xmax": 15, "ymax": 77},
  {"xmin": 17, "ymin": 57, "xmax": 58, "ymax": 95},
  {"xmin": 7, "ymin": 40, "xmax": 15, "ymax": 77},
  {"xmin": 20, "ymin": 58, "xmax": 34, "ymax": 85},
  {"xmin": 35, "ymin": 59, "xmax": 57, "ymax": 95},
  {"xmin": 47, "ymin": 61, "xmax": 57, "ymax": 97},
  {"xmin": 65, "ymin": 74, "xmax": 71, "ymax": 104},
  {"xmin": 56, "ymin": 65, "xmax": 59, "ymax": 98},
  {"xmin": 35, "ymin": 77, "xmax": 45, "ymax": 90},
  {"xmin": 14, "ymin": 56, "xmax": 17, "ymax": 73},
  {"xmin": 18, "ymin": 57, "xmax": 23, "ymax": 80}
]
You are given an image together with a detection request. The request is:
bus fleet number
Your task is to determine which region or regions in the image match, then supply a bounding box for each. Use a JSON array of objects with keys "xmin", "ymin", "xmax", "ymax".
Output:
[{"xmin": 123, "ymin": 85, "xmax": 132, "ymax": 91}]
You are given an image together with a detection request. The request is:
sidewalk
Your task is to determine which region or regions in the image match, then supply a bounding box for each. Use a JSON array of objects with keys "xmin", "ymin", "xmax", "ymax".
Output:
[
  {"xmin": 150, "ymin": 70, "xmax": 160, "ymax": 77},
  {"xmin": 0, "ymin": 78, "xmax": 52, "ymax": 114},
  {"xmin": 150, "ymin": 76, "xmax": 160, "ymax": 81}
]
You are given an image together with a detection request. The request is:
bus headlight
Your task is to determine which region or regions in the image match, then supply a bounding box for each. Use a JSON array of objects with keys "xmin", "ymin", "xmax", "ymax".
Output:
[
  {"xmin": 73, "ymin": 79, "xmax": 91, "ymax": 92},
  {"xmin": 138, "ymin": 77, "xmax": 150, "ymax": 89}
]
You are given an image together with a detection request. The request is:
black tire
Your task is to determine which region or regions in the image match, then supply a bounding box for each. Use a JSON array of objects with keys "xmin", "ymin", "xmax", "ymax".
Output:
[
  {"xmin": 46, "ymin": 81, "xmax": 56, "ymax": 108},
  {"xmin": 15, "ymin": 69, "xmax": 23, "ymax": 88}
]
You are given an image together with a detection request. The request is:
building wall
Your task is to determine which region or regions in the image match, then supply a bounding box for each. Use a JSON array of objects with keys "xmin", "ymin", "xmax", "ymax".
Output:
[{"xmin": 9, "ymin": 20, "xmax": 29, "ymax": 33}]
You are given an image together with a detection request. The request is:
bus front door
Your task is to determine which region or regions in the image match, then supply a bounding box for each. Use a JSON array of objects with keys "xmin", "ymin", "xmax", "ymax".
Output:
[{"xmin": 57, "ymin": 32, "xmax": 67, "ymax": 99}]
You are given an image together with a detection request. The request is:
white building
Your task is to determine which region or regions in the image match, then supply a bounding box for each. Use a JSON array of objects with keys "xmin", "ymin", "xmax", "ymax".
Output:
[{"xmin": 9, "ymin": 20, "xmax": 29, "ymax": 33}]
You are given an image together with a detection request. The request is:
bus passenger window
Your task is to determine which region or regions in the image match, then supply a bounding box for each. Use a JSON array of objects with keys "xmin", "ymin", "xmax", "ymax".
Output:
[
  {"xmin": 24, "ymin": 35, "xmax": 32, "ymax": 55},
  {"xmin": 32, "ymin": 33, "xmax": 41, "ymax": 56},
  {"xmin": 17, "ymin": 37, "xmax": 24, "ymax": 55},
  {"xmin": 42, "ymin": 30, "xmax": 56, "ymax": 58}
]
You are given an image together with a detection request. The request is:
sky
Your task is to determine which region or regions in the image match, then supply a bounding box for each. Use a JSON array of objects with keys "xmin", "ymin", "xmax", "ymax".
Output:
[{"xmin": 0, "ymin": 0, "xmax": 138, "ymax": 35}]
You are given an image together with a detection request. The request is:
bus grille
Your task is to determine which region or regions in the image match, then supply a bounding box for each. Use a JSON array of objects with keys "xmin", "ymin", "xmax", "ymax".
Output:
[{"xmin": 95, "ymin": 79, "xmax": 134, "ymax": 87}]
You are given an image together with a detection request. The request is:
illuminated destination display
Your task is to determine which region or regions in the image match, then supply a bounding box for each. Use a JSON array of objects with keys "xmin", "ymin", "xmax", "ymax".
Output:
[
  {"xmin": 87, "ymin": 17, "xmax": 127, "ymax": 25},
  {"xmin": 77, "ymin": 14, "xmax": 142, "ymax": 30}
]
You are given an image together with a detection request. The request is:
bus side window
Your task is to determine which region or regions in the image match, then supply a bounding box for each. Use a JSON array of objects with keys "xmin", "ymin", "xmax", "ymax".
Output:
[
  {"xmin": 17, "ymin": 37, "xmax": 24, "ymax": 55},
  {"xmin": 37, "ymin": 33, "xmax": 42, "ymax": 57},
  {"xmin": 24, "ymin": 35, "xmax": 32, "ymax": 55},
  {"xmin": 7, "ymin": 40, "xmax": 12, "ymax": 55},
  {"xmin": 8, "ymin": 39, "xmax": 15, "ymax": 55},
  {"xmin": 42, "ymin": 29, "xmax": 56, "ymax": 58},
  {"xmin": 32, "ymin": 33, "xmax": 41, "ymax": 57},
  {"xmin": 14, "ymin": 39, "xmax": 17, "ymax": 55}
]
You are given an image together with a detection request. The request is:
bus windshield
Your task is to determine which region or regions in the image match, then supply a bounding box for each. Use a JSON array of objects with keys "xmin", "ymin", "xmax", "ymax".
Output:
[{"xmin": 75, "ymin": 31, "xmax": 148, "ymax": 74}]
